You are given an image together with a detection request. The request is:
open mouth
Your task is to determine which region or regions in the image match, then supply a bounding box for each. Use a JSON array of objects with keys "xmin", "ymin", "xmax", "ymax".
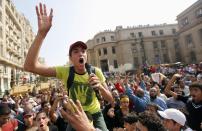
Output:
[
  {"xmin": 79, "ymin": 58, "xmax": 84, "ymax": 64},
  {"xmin": 40, "ymin": 124, "xmax": 44, "ymax": 127}
]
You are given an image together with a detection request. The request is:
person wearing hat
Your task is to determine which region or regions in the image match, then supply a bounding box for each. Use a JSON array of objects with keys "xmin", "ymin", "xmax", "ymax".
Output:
[
  {"xmin": 0, "ymin": 104, "xmax": 18, "ymax": 131},
  {"xmin": 158, "ymin": 108, "xmax": 192, "ymax": 131},
  {"xmin": 22, "ymin": 110, "xmax": 36, "ymax": 131},
  {"xmin": 24, "ymin": 3, "xmax": 113, "ymax": 131}
]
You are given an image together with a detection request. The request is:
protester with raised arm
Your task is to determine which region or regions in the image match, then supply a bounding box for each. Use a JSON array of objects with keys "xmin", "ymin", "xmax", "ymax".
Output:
[{"xmin": 24, "ymin": 3, "xmax": 113, "ymax": 131}]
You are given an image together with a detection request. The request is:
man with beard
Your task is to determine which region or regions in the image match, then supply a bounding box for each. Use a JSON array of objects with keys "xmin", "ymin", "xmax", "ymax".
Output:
[
  {"xmin": 166, "ymin": 84, "xmax": 186, "ymax": 109},
  {"xmin": 149, "ymin": 87, "xmax": 167, "ymax": 110},
  {"xmin": 24, "ymin": 3, "xmax": 113, "ymax": 131},
  {"xmin": 165, "ymin": 74, "xmax": 202, "ymax": 131}
]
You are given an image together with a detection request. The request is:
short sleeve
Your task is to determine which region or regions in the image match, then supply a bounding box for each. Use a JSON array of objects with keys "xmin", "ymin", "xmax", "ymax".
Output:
[
  {"xmin": 55, "ymin": 66, "xmax": 69, "ymax": 79},
  {"xmin": 55, "ymin": 66, "xmax": 69, "ymax": 88}
]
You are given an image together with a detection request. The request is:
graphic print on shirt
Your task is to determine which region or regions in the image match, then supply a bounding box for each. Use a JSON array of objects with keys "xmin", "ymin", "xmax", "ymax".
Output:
[{"xmin": 69, "ymin": 81, "xmax": 95, "ymax": 106}]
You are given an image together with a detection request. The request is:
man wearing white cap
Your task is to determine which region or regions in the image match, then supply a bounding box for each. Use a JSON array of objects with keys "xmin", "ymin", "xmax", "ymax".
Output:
[{"xmin": 158, "ymin": 108, "xmax": 192, "ymax": 131}]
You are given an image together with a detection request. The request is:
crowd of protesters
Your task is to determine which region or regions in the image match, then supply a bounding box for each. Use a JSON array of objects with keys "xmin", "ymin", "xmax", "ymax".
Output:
[
  {"xmin": 4, "ymin": 2, "xmax": 199, "ymax": 131},
  {"xmin": 0, "ymin": 62, "xmax": 201, "ymax": 131}
]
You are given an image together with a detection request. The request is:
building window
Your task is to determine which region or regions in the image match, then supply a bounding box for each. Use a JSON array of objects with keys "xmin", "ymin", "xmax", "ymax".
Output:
[
  {"xmin": 163, "ymin": 54, "xmax": 169, "ymax": 63},
  {"xmin": 0, "ymin": 43, "xmax": 3, "ymax": 56},
  {"xmin": 185, "ymin": 34, "xmax": 194, "ymax": 48},
  {"xmin": 0, "ymin": 11, "xmax": 2, "ymax": 22},
  {"xmin": 114, "ymin": 60, "xmax": 118, "ymax": 68},
  {"xmin": 130, "ymin": 32, "xmax": 135, "ymax": 38},
  {"xmin": 103, "ymin": 48, "xmax": 107, "ymax": 55},
  {"xmin": 159, "ymin": 30, "xmax": 164, "ymax": 35},
  {"xmin": 155, "ymin": 55, "xmax": 161, "ymax": 64},
  {"xmin": 138, "ymin": 32, "xmax": 143, "ymax": 37},
  {"xmin": 161, "ymin": 40, "xmax": 166, "ymax": 48},
  {"xmin": 0, "ymin": 26, "xmax": 2, "ymax": 38},
  {"xmin": 96, "ymin": 38, "xmax": 100, "ymax": 43},
  {"xmin": 174, "ymin": 42, "xmax": 180, "ymax": 49},
  {"xmin": 100, "ymin": 59, "xmax": 109, "ymax": 72},
  {"xmin": 112, "ymin": 46, "xmax": 116, "ymax": 54},
  {"xmin": 132, "ymin": 47, "xmax": 137, "ymax": 53},
  {"xmin": 98, "ymin": 49, "xmax": 101, "ymax": 56},
  {"xmin": 140, "ymin": 44, "xmax": 144, "ymax": 51},
  {"xmin": 133, "ymin": 57, "xmax": 139, "ymax": 68},
  {"xmin": 190, "ymin": 51, "xmax": 197, "ymax": 63},
  {"xmin": 175, "ymin": 52, "xmax": 182, "ymax": 62},
  {"xmin": 142, "ymin": 56, "xmax": 146, "ymax": 64},
  {"xmin": 172, "ymin": 29, "xmax": 176, "ymax": 34},
  {"xmin": 153, "ymin": 41, "xmax": 158, "ymax": 49},
  {"xmin": 173, "ymin": 38, "xmax": 178, "ymax": 43},
  {"xmin": 181, "ymin": 17, "xmax": 189, "ymax": 27},
  {"xmin": 131, "ymin": 43, "xmax": 136, "ymax": 46},
  {"xmin": 111, "ymin": 36, "xmax": 114, "ymax": 41},
  {"xmin": 3, "ymin": 66, "xmax": 7, "ymax": 74},
  {"xmin": 102, "ymin": 37, "xmax": 106, "ymax": 42},
  {"xmin": 151, "ymin": 31, "xmax": 156, "ymax": 36},
  {"xmin": 196, "ymin": 8, "xmax": 202, "ymax": 18},
  {"xmin": 199, "ymin": 29, "xmax": 202, "ymax": 43}
]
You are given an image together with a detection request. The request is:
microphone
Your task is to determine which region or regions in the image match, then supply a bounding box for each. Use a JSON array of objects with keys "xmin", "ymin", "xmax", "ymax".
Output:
[{"xmin": 85, "ymin": 63, "xmax": 101, "ymax": 100}]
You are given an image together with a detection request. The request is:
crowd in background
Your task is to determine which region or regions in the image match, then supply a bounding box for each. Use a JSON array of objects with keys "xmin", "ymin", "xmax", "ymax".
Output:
[{"xmin": 0, "ymin": 62, "xmax": 202, "ymax": 131}]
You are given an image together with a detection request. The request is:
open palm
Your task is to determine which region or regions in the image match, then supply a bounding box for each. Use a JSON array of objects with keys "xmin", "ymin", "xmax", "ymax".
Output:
[{"xmin": 36, "ymin": 3, "xmax": 53, "ymax": 37}]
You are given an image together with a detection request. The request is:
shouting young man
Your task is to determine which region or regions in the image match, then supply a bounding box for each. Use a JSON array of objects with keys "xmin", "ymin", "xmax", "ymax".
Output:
[{"xmin": 24, "ymin": 3, "xmax": 113, "ymax": 131}]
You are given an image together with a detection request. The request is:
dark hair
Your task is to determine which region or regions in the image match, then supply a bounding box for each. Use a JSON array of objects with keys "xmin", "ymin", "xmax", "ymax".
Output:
[
  {"xmin": 0, "ymin": 104, "xmax": 11, "ymax": 116},
  {"xmin": 123, "ymin": 112, "xmax": 138, "ymax": 124},
  {"xmin": 41, "ymin": 101, "xmax": 50, "ymax": 109},
  {"xmin": 69, "ymin": 41, "xmax": 87, "ymax": 56},
  {"xmin": 189, "ymin": 81, "xmax": 202, "ymax": 90},
  {"xmin": 36, "ymin": 111, "xmax": 47, "ymax": 118},
  {"xmin": 138, "ymin": 111, "xmax": 166, "ymax": 131},
  {"xmin": 146, "ymin": 103, "xmax": 159, "ymax": 111}
]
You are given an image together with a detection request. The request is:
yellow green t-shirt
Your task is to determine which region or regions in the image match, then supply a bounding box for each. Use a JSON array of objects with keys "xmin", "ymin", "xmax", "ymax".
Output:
[{"xmin": 55, "ymin": 66, "xmax": 105, "ymax": 114}]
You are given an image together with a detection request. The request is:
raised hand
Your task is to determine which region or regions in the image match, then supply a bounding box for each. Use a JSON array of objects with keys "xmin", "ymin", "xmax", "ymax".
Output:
[
  {"xmin": 36, "ymin": 3, "xmax": 53, "ymax": 37},
  {"xmin": 60, "ymin": 100, "xmax": 95, "ymax": 131}
]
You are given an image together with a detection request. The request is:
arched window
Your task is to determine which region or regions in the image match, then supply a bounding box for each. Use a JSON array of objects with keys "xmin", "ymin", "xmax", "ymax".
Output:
[{"xmin": 190, "ymin": 51, "xmax": 196, "ymax": 63}]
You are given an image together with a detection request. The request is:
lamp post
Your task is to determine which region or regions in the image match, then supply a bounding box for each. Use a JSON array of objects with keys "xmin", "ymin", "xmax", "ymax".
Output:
[{"xmin": 140, "ymin": 36, "xmax": 147, "ymax": 66}]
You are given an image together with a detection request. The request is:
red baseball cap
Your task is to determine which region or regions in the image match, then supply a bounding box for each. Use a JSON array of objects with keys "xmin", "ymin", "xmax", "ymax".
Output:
[{"xmin": 69, "ymin": 41, "xmax": 87, "ymax": 56}]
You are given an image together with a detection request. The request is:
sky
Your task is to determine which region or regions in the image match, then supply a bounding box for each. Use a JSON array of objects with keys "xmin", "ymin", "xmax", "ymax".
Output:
[{"xmin": 12, "ymin": 0, "xmax": 198, "ymax": 66}]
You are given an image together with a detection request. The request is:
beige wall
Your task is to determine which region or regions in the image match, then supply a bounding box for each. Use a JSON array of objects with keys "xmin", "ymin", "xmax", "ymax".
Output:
[
  {"xmin": 87, "ymin": 0, "xmax": 201, "ymax": 73},
  {"xmin": 0, "ymin": 0, "xmax": 35, "ymax": 94},
  {"xmin": 87, "ymin": 24, "xmax": 178, "ymax": 73},
  {"xmin": 177, "ymin": 0, "xmax": 202, "ymax": 63}
]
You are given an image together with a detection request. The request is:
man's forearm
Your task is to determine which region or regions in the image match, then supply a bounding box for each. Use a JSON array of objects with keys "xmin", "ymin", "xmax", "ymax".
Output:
[
  {"xmin": 99, "ymin": 84, "xmax": 113, "ymax": 103},
  {"xmin": 165, "ymin": 75, "xmax": 177, "ymax": 97},
  {"xmin": 24, "ymin": 32, "xmax": 45, "ymax": 72}
]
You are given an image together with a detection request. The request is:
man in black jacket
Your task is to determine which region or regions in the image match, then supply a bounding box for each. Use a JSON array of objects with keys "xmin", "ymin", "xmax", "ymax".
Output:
[{"xmin": 165, "ymin": 74, "xmax": 202, "ymax": 131}]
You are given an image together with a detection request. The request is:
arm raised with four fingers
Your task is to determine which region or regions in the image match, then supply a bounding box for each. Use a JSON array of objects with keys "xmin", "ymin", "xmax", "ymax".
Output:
[{"xmin": 24, "ymin": 3, "xmax": 56, "ymax": 77}]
